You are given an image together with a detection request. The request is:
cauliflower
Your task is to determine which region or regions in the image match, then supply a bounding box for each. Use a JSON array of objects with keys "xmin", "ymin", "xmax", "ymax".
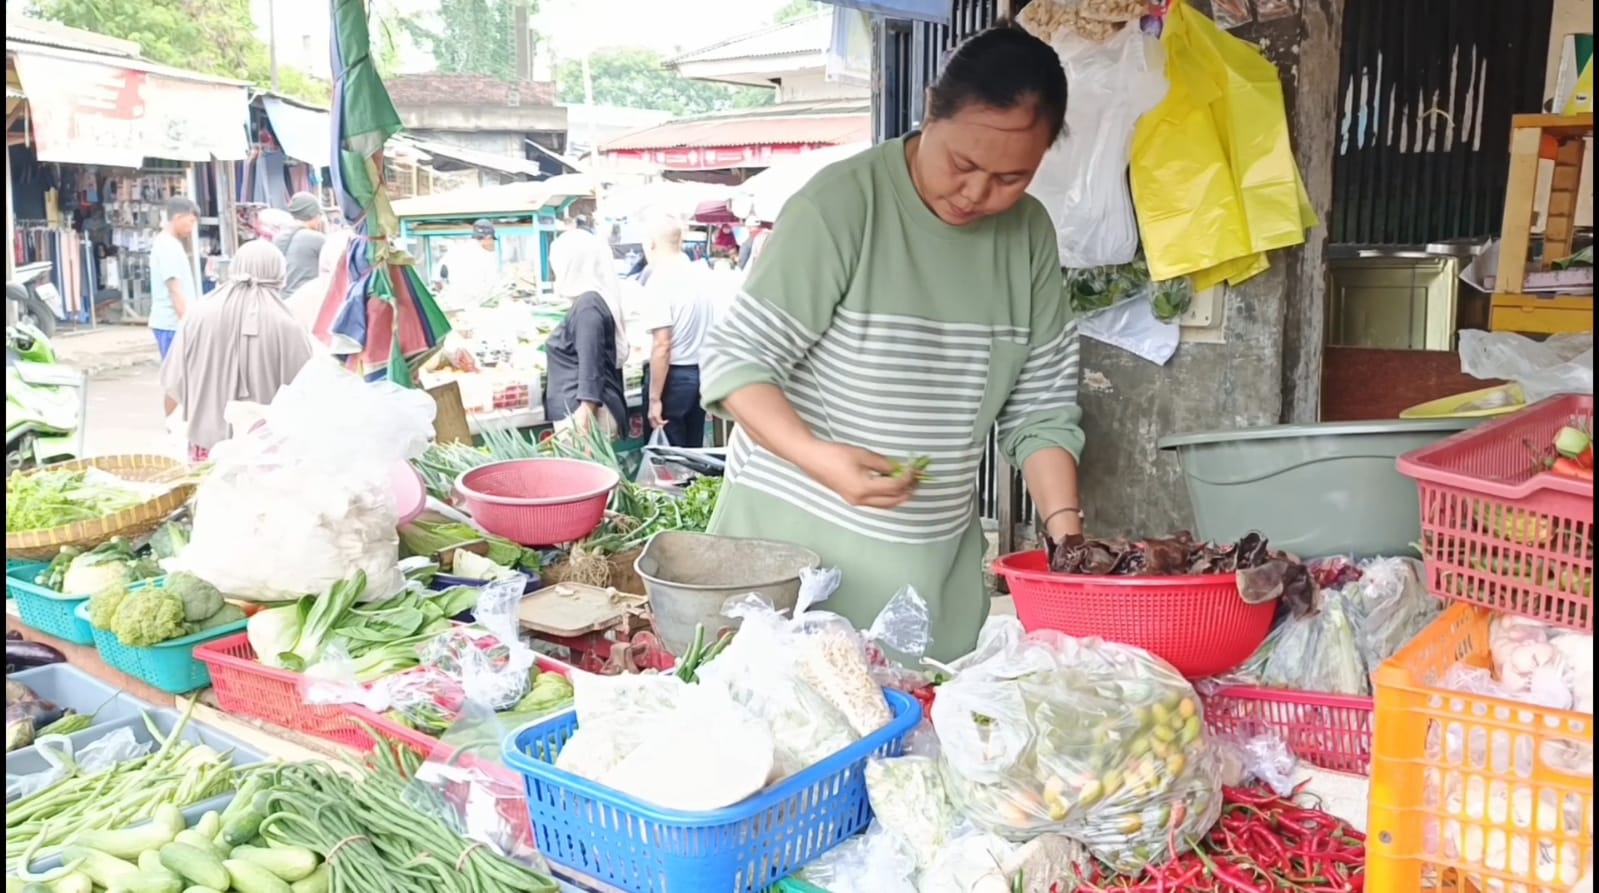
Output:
[
  {"xmin": 87, "ymin": 586, "xmax": 130, "ymax": 630},
  {"xmin": 165, "ymin": 572, "xmax": 225, "ymax": 623},
  {"xmin": 110, "ymin": 588, "xmax": 189, "ymax": 646},
  {"xmin": 62, "ymin": 546, "xmax": 135, "ymax": 596}
]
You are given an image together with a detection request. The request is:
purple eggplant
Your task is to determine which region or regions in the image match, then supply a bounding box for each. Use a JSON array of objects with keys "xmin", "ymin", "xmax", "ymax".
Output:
[{"xmin": 6, "ymin": 639, "xmax": 66, "ymax": 673}]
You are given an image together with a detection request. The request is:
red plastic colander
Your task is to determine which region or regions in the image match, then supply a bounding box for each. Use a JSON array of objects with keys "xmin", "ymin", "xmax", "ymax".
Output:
[
  {"xmin": 455, "ymin": 458, "xmax": 619, "ymax": 546},
  {"xmin": 993, "ymin": 550, "xmax": 1276, "ymax": 679}
]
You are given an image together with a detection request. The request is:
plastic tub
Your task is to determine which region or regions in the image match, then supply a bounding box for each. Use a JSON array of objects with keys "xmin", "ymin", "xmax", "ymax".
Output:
[
  {"xmin": 1158, "ymin": 418, "xmax": 1479, "ymax": 558},
  {"xmin": 75, "ymin": 596, "xmax": 247, "ymax": 695},
  {"xmin": 634, "ymin": 531, "xmax": 821, "ymax": 656},
  {"xmin": 5, "ymin": 663, "xmax": 148, "ymax": 729},
  {"xmin": 504, "ymin": 688, "xmax": 920, "ymax": 893},
  {"xmin": 993, "ymin": 550, "xmax": 1275, "ymax": 679},
  {"xmin": 455, "ymin": 458, "xmax": 618, "ymax": 546},
  {"xmin": 6, "ymin": 559, "xmax": 95, "ymax": 645}
]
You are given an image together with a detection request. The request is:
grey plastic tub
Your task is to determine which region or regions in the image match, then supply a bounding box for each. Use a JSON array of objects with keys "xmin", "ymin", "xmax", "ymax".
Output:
[
  {"xmin": 634, "ymin": 531, "xmax": 821, "ymax": 656},
  {"xmin": 7, "ymin": 663, "xmax": 148, "ymax": 729},
  {"xmin": 8, "ymin": 708, "xmax": 264, "ymax": 874},
  {"xmin": 1158, "ymin": 418, "xmax": 1478, "ymax": 559}
]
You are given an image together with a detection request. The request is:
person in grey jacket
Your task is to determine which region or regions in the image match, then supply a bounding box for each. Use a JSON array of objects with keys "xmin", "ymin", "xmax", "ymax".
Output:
[{"xmin": 274, "ymin": 192, "xmax": 327, "ymax": 294}]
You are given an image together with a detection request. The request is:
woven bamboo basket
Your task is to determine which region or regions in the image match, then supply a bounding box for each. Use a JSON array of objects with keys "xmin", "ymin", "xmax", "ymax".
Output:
[{"xmin": 6, "ymin": 455, "xmax": 196, "ymax": 560}]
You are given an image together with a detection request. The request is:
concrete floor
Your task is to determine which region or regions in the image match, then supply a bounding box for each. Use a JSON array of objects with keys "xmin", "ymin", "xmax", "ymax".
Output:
[{"xmin": 81, "ymin": 364, "xmax": 182, "ymax": 459}]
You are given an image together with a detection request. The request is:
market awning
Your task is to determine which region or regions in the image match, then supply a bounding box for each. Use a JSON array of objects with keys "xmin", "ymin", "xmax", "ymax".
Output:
[
  {"xmin": 11, "ymin": 48, "xmax": 249, "ymax": 167},
  {"xmin": 262, "ymin": 95, "xmax": 332, "ymax": 169},
  {"xmin": 601, "ymin": 102, "xmax": 869, "ymax": 172},
  {"xmin": 811, "ymin": 0, "xmax": 950, "ymax": 23},
  {"xmin": 391, "ymin": 179, "xmax": 593, "ymax": 220}
]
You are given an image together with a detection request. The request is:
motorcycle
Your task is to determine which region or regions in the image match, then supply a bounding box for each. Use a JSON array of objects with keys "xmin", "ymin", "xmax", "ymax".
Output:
[
  {"xmin": 8, "ymin": 261, "xmax": 63, "ymax": 338},
  {"xmin": 6, "ymin": 323, "xmax": 87, "ymax": 475}
]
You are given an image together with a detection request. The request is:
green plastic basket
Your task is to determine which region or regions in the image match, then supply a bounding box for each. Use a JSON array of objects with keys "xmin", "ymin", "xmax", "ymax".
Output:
[
  {"xmin": 769, "ymin": 880, "xmax": 829, "ymax": 893},
  {"xmin": 73, "ymin": 582, "xmax": 246, "ymax": 694},
  {"xmin": 7, "ymin": 559, "xmax": 95, "ymax": 645}
]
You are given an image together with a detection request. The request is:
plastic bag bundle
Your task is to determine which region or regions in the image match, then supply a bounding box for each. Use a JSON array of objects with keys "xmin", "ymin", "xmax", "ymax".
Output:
[
  {"xmin": 173, "ymin": 362, "xmax": 436, "ymax": 602},
  {"xmin": 1459, "ymin": 330, "xmax": 1593, "ymax": 402},
  {"xmin": 931, "ymin": 618, "xmax": 1223, "ymax": 874},
  {"xmin": 1027, "ymin": 27, "xmax": 1168, "ymax": 268}
]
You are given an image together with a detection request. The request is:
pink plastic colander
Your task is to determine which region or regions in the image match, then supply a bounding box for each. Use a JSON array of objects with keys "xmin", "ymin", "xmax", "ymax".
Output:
[{"xmin": 455, "ymin": 458, "xmax": 619, "ymax": 546}]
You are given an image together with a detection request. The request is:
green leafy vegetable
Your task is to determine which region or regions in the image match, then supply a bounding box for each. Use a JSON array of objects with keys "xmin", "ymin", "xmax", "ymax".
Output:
[{"xmin": 6, "ymin": 470, "xmax": 150, "ymax": 533}]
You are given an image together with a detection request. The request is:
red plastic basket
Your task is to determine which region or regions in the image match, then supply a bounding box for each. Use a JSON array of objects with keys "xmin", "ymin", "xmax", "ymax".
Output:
[
  {"xmin": 1396, "ymin": 394, "xmax": 1593, "ymax": 631},
  {"xmin": 455, "ymin": 458, "xmax": 618, "ymax": 546},
  {"xmin": 993, "ymin": 551, "xmax": 1276, "ymax": 679},
  {"xmin": 1200, "ymin": 685, "xmax": 1374, "ymax": 776}
]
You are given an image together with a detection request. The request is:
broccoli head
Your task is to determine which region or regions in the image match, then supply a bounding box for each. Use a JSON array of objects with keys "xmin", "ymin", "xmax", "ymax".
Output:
[
  {"xmin": 189, "ymin": 603, "xmax": 246, "ymax": 633},
  {"xmin": 165, "ymin": 572, "xmax": 225, "ymax": 623},
  {"xmin": 110, "ymin": 588, "xmax": 188, "ymax": 646},
  {"xmin": 87, "ymin": 586, "xmax": 130, "ymax": 630}
]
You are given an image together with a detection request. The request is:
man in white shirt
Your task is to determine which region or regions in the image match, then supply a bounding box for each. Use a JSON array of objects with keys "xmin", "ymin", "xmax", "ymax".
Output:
[
  {"xmin": 639, "ymin": 213, "xmax": 718, "ymax": 448},
  {"xmin": 148, "ymin": 196, "xmax": 200, "ymax": 359},
  {"xmin": 436, "ymin": 219, "xmax": 501, "ymax": 311}
]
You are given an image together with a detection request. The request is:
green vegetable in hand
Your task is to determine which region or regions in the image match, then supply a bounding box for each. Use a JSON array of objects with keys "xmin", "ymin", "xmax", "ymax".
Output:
[
  {"xmin": 110, "ymin": 588, "xmax": 189, "ymax": 646},
  {"xmin": 163, "ymin": 573, "xmax": 225, "ymax": 623}
]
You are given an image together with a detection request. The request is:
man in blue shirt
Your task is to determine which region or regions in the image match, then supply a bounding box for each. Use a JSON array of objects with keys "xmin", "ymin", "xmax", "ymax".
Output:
[{"xmin": 148, "ymin": 196, "xmax": 200, "ymax": 359}]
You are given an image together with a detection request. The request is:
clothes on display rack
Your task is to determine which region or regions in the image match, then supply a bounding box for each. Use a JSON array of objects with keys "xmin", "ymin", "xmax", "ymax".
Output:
[{"xmin": 235, "ymin": 148, "xmax": 323, "ymax": 209}]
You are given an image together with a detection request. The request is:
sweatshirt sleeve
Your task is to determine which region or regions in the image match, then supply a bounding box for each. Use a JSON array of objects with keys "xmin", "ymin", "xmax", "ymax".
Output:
[
  {"xmin": 570, "ymin": 299, "xmax": 612, "ymax": 406},
  {"xmin": 996, "ymin": 207, "xmax": 1085, "ymax": 467},
  {"xmin": 699, "ymin": 196, "xmax": 851, "ymax": 415}
]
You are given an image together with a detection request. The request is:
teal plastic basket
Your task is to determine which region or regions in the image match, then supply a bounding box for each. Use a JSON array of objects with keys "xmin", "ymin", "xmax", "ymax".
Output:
[
  {"xmin": 73, "ymin": 584, "xmax": 247, "ymax": 694},
  {"xmin": 7, "ymin": 559, "xmax": 95, "ymax": 645}
]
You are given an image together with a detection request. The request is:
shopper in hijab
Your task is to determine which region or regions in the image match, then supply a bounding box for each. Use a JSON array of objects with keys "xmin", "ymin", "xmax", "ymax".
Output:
[
  {"xmin": 543, "ymin": 232, "xmax": 628, "ymax": 438},
  {"xmin": 274, "ymin": 192, "xmax": 327, "ymax": 294},
  {"xmin": 161, "ymin": 240, "xmax": 319, "ymax": 461},
  {"xmin": 285, "ymin": 229, "xmax": 352, "ymax": 335},
  {"xmin": 548, "ymin": 215, "xmax": 628, "ymax": 367}
]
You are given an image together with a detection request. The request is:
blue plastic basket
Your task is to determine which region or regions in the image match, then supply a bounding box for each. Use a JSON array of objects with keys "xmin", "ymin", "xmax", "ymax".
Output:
[
  {"xmin": 503, "ymin": 688, "xmax": 920, "ymax": 893},
  {"xmin": 7, "ymin": 559, "xmax": 95, "ymax": 645},
  {"xmin": 73, "ymin": 581, "xmax": 247, "ymax": 694}
]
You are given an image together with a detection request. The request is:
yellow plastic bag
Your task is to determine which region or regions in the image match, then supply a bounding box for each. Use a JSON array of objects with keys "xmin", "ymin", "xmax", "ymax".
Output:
[{"xmin": 1131, "ymin": 0, "xmax": 1317, "ymax": 288}]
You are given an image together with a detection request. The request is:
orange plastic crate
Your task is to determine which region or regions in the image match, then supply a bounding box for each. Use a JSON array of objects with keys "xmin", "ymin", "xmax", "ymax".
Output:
[{"xmin": 1367, "ymin": 603, "xmax": 1593, "ymax": 893}]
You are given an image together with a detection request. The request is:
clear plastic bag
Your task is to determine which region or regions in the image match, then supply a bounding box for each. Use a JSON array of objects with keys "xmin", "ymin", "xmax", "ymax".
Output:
[
  {"xmin": 6, "ymin": 727, "xmax": 152, "ymax": 801},
  {"xmin": 1027, "ymin": 26, "xmax": 1168, "ymax": 267},
  {"xmin": 696, "ymin": 595, "xmax": 858, "ymax": 779},
  {"xmin": 1459, "ymin": 330, "xmax": 1593, "ymax": 402},
  {"xmin": 420, "ymin": 626, "xmax": 535, "ymax": 712},
  {"xmin": 931, "ymin": 617, "xmax": 1224, "ymax": 874},
  {"xmin": 865, "ymin": 756, "xmax": 958, "ymax": 868},
  {"xmin": 799, "ymin": 821, "xmax": 920, "ymax": 893},
  {"xmin": 173, "ymin": 362, "xmax": 436, "ymax": 602},
  {"xmin": 634, "ymin": 428, "xmax": 675, "ymax": 488},
  {"xmin": 1216, "ymin": 731, "xmax": 1301, "ymax": 798}
]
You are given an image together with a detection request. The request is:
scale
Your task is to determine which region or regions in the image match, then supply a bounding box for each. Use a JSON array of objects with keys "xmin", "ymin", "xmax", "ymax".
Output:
[{"xmin": 516, "ymin": 583, "xmax": 671, "ymax": 673}]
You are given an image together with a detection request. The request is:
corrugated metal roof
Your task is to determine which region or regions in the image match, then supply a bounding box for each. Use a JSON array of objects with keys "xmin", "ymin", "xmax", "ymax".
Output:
[
  {"xmin": 8, "ymin": 39, "xmax": 250, "ymax": 88},
  {"xmin": 5, "ymin": 18, "xmax": 140, "ymax": 59},
  {"xmin": 603, "ymin": 102, "xmax": 870, "ymax": 152},
  {"xmin": 668, "ymin": 13, "xmax": 831, "ymax": 67}
]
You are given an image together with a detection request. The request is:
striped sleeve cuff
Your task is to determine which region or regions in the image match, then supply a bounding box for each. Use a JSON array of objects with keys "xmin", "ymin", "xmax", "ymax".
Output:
[
  {"xmin": 700, "ymin": 290, "xmax": 823, "ymax": 414},
  {"xmin": 996, "ymin": 318, "xmax": 1085, "ymax": 465}
]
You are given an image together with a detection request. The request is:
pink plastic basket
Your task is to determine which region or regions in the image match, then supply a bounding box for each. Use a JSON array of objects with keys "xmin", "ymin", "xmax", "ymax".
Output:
[
  {"xmin": 1396, "ymin": 394, "xmax": 1593, "ymax": 631},
  {"xmin": 455, "ymin": 458, "xmax": 619, "ymax": 546},
  {"xmin": 1201, "ymin": 685, "xmax": 1375, "ymax": 776},
  {"xmin": 993, "ymin": 551, "xmax": 1276, "ymax": 679}
]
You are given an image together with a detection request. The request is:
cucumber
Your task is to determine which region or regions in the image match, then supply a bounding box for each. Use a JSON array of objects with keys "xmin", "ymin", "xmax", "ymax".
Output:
[
  {"xmin": 174, "ymin": 831, "xmax": 225, "ymax": 860},
  {"xmin": 181, "ymin": 888, "xmax": 226, "ymax": 893},
  {"xmin": 223, "ymin": 859, "xmax": 293, "ymax": 893},
  {"xmin": 70, "ymin": 823, "xmax": 179, "ymax": 861},
  {"xmin": 153, "ymin": 804, "xmax": 187, "ymax": 836},
  {"xmin": 158, "ymin": 842, "xmax": 230, "ymax": 890},
  {"xmin": 59, "ymin": 847, "xmax": 140, "ymax": 889},
  {"xmin": 231, "ymin": 845, "xmax": 318, "ymax": 883},
  {"xmin": 49, "ymin": 876, "xmax": 93, "ymax": 893},
  {"xmin": 136, "ymin": 852, "xmax": 183, "ymax": 892},
  {"xmin": 288, "ymin": 864, "xmax": 330, "ymax": 893},
  {"xmin": 104, "ymin": 871, "xmax": 182, "ymax": 893},
  {"xmin": 22, "ymin": 884, "xmax": 50, "ymax": 893},
  {"xmin": 221, "ymin": 807, "xmax": 267, "ymax": 848},
  {"xmin": 194, "ymin": 811, "xmax": 222, "ymax": 840}
]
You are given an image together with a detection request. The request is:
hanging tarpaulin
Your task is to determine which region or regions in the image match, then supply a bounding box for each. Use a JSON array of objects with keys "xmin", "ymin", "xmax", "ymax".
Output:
[{"xmin": 323, "ymin": 0, "xmax": 450, "ymax": 385}]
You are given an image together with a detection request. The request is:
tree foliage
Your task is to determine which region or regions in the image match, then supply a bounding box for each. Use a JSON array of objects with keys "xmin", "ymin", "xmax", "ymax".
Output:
[
  {"xmin": 556, "ymin": 47, "xmax": 773, "ymax": 116},
  {"xmin": 34, "ymin": 0, "xmax": 330, "ymax": 104},
  {"xmin": 399, "ymin": 0, "xmax": 529, "ymax": 82}
]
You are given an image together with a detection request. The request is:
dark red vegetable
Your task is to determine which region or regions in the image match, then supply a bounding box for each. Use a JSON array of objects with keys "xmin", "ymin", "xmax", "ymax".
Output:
[{"xmin": 6, "ymin": 639, "xmax": 67, "ymax": 672}]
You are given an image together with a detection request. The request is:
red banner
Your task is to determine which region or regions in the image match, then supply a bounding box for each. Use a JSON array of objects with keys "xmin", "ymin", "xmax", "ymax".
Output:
[
  {"xmin": 16, "ymin": 53, "xmax": 248, "ymax": 167},
  {"xmin": 603, "ymin": 143, "xmax": 838, "ymax": 172}
]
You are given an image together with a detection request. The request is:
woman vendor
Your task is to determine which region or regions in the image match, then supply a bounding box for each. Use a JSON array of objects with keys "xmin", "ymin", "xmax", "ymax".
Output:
[{"xmin": 699, "ymin": 23, "xmax": 1081, "ymax": 661}]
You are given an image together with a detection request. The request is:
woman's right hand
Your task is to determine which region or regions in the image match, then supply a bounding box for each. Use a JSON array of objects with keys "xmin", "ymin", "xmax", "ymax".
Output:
[{"xmin": 797, "ymin": 440, "xmax": 919, "ymax": 509}]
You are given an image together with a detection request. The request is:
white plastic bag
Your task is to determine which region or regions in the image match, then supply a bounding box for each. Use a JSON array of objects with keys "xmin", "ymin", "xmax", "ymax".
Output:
[
  {"xmin": 1027, "ymin": 26, "xmax": 1168, "ymax": 268},
  {"xmin": 635, "ymin": 427, "xmax": 675, "ymax": 488},
  {"xmin": 174, "ymin": 362, "xmax": 436, "ymax": 602},
  {"xmin": 1459, "ymin": 330, "xmax": 1593, "ymax": 402}
]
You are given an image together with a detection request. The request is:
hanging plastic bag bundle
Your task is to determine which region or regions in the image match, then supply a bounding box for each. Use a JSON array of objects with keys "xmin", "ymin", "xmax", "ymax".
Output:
[{"xmin": 172, "ymin": 361, "xmax": 436, "ymax": 602}]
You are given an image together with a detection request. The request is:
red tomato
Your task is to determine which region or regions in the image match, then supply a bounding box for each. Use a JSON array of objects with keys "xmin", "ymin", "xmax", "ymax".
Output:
[{"xmin": 1551, "ymin": 457, "xmax": 1594, "ymax": 481}]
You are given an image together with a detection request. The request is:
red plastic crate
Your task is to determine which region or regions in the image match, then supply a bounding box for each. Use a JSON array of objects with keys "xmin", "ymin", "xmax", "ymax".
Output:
[
  {"xmin": 1397, "ymin": 394, "xmax": 1594, "ymax": 631},
  {"xmin": 1200, "ymin": 685, "xmax": 1375, "ymax": 776}
]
